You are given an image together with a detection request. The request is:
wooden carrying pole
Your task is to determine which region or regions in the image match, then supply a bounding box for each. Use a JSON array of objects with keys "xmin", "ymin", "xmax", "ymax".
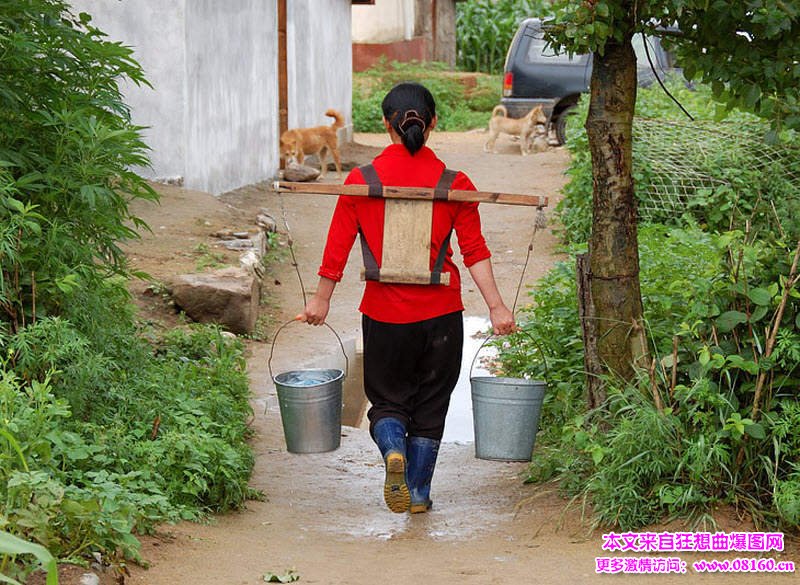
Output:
[
  {"xmin": 273, "ymin": 180, "xmax": 548, "ymax": 286},
  {"xmin": 274, "ymin": 181, "xmax": 548, "ymax": 208}
]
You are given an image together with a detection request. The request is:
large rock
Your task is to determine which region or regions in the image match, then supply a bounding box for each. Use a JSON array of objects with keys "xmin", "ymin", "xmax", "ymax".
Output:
[
  {"xmin": 169, "ymin": 267, "xmax": 260, "ymax": 334},
  {"xmin": 283, "ymin": 162, "xmax": 320, "ymax": 182}
]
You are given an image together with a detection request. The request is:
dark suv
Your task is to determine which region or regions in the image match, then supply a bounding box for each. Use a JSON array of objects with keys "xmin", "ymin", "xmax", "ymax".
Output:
[{"xmin": 500, "ymin": 18, "xmax": 678, "ymax": 144}]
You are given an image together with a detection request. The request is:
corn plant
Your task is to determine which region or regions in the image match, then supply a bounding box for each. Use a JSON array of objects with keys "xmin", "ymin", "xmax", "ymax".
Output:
[{"xmin": 456, "ymin": 0, "xmax": 554, "ymax": 73}]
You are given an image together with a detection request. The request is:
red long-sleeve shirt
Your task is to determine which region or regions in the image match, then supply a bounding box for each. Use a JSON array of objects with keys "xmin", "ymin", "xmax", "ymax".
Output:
[{"xmin": 318, "ymin": 144, "xmax": 491, "ymax": 323}]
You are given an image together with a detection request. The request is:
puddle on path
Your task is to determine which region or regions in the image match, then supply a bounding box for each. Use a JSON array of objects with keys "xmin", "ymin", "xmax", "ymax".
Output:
[
  {"xmin": 444, "ymin": 316, "xmax": 496, "ymax": 443},
  {"xmin": 339, "ymin": 316, "xmax": 495, "ymax": 444}
]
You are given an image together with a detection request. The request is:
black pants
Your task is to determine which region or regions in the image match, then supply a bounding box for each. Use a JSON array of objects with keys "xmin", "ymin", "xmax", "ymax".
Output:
[{"xmin": 362, "ymin": 311, "xmax": 463, "ymax": 440}]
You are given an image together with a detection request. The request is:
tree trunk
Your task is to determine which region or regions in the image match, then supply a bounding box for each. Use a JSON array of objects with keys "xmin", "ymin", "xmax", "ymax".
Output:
[{"xmin": 585, "ymin": 34, "xmax": 649, "ymax": 385}]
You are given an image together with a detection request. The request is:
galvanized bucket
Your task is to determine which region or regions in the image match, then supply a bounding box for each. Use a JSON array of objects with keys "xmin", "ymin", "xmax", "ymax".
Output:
[
  {"xmin": 471, "ymin": 376, "xmax": 546, "ymax": 461},
  {"xmin": 470, "ymin": 331, "xmax": 547, "ymax": 461},
  {"xmin": 274, "ymin": 368, "xmax": 344, "ymax": 453},
  {"xmin": 269, "ymin": 321, "xmax": 349, "ymax": 454}
]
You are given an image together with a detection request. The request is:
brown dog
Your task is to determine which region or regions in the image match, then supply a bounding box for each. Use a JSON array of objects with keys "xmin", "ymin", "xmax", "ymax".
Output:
[
  {"xmin": 484, "ymin": 105, "xmax": 548, "ymax": 156},
  {"xmin": 280, "ymin": 109, "xmax": 344, "ymax": 178}
]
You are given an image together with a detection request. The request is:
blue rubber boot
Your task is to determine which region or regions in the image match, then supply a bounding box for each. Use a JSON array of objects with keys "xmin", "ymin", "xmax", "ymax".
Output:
[
  {"xmin": 406, "ymin": 436, "xmax": 440, "ymax": 513},
  {"xmin": 372, "ymin": 417, "xmax": 410, "ymax": 513}
]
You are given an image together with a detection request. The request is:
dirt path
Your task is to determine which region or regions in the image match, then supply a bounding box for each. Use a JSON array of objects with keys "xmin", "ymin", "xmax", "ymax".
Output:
[{"xmin": 121, "ymin": 133, "xmax": 796, "ymax": 585}]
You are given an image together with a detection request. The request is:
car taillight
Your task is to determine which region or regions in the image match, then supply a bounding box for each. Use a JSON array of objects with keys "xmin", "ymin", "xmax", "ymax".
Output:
[{"xmin": 503, "ymin": 72, "xmax": 513, "ymax": 96}]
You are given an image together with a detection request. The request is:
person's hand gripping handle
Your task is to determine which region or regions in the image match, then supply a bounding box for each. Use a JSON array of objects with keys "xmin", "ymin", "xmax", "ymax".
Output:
[
  {"xmin": 296, "ymin": 276, "xmax": 336, "ymax": 326},
  {"xmin": 489, "ymin": 303, "xmax": 516, "ymax": 336}
]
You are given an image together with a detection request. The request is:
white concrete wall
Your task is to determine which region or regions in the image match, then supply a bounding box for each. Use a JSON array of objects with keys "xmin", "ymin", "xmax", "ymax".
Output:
[
  {"xmin": 287, "ymin": 0, "xmax": 353, "ymax": 134},
  {"xmin": 352, "ymin": 0, "xmax": 415, "ymax": 43},
  {"xmin": 184, "ymin": 0, "xmax": 278, "ymax": 194},
  {"xmin": 70, "ymin": 0, "xmax": 279, "ymax": 194}
]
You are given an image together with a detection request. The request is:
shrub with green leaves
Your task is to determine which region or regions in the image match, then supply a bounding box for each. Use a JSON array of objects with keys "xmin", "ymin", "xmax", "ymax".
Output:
[
  {"xmin": 0, "ymin": 530, "xmax": 58, "ymax": 585},
  {"xmin": 501, "ymin": 224, "xmax": 800, "ymax": 529},
  {"xmin": 1, "ymin": 313, "xmax": 255, "ymax": 564},
  {"xmin": 0, "ymin": 0, "xmax": 157, "ymax": 332},
  {"xmin": 353, "ymin": 60, "xmax": 500, "ymax": 132},
  {"xmin": 0, "ymin": 2, "xmax": 258, "ymax": 574}
]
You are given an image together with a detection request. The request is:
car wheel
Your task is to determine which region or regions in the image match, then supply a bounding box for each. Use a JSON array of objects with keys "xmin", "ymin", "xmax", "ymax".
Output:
[{"xmin": 554, "ymin": 105, "xmax": 577, "ymax": 145}]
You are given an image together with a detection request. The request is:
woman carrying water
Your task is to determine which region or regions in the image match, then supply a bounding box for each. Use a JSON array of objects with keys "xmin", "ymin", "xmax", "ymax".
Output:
[{"xmin": 299, "ymin": 82, "xmax": 515, "ymax": 513}]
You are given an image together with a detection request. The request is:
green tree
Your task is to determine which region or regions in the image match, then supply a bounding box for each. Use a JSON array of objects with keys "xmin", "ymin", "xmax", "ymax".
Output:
[
  {"xmin": 0, "ymin": 0, "xmax": 156, "ymax": 332},
  {"xmin": 544, "ymin": 0, "xmax": 800, "ymax": 399}
]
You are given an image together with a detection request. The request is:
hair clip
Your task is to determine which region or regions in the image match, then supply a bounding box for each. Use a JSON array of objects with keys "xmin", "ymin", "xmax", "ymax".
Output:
[{"xmin": 399, "ymin": 110, "xmax": 427, "ymax": 134}]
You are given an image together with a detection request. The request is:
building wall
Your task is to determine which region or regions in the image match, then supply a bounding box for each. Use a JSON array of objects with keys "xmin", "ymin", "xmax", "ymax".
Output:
[
  {"xmin": 352, "ymin": 0, "xmax": 415, "ymax": 43},
  {"xmin": 287, "ymin": 0, "xmax": 353, "ymax": 134},
  {"xmin": 434, "ymin": 0, "xmax": 458, "ymax": 65},
  {"xmin": 352, "ymin": 0, "xmax": 458, "ymax": 71},
  {"xmin": 184, "ymin": 0, "xmax": 278, "ymax": 194},
  {"xmin": 415, "ymin": 0, "xmax": 458, "ymax": 65},
  {"xmin": 352, "ymin": 38, "xmax": 426, "ymax": 72}
]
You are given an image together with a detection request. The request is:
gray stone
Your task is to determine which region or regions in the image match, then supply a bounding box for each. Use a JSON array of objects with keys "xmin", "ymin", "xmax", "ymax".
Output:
[
  {"xmin": 210, "ymin": 230, "xmax": 237, "ymax": 240},
  {"xmin": 256, "ymin": 212, "xmax": 278, "ymax": 233},
  {"xmin": 169, "ymin": 268, "xmax": 260, "ymax": 334},
  {"xmin": 152, "ymin": 175, "xmax": 184, "ymax": 186},
  {"xmin": 240, "ymin": 249, "xmax": 265, "ymax": 279},
  {"xmin": 79, "ymin": 574, "xmax": 100, "ymax": 585},
  {"xmin": 283, "ymin": 162, "xmax": 320, "ymax": 182},
  {"xmin": 220, "ymin": 239, "xmax": 255, "ymax": 251},
  {"xmin": 251, "ymin": 231, "xmax": 267, "ymax": 256}
]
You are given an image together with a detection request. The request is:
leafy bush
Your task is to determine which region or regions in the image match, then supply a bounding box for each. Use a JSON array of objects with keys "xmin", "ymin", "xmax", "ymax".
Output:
[
  {"xmin": 0, "ymin": 0, "xmax": 157, "ymax": 333},
  {"xmin": 456, "ymin": 0, "xmax": 554, "ymax": 74},
  {"xmin": 1, "ymin": 312, "xmax": 255, "ymax": 563},
  {"xmin": 0, "ymin": 531, "xmax": 58, "ymax": 585},
  {"xmin": 353, "ymin": 60, "xmax": 500, "ymax": 132},
  {"xmin": 500, "ymin": 224, "xmax": 800, "ymax": 529}
]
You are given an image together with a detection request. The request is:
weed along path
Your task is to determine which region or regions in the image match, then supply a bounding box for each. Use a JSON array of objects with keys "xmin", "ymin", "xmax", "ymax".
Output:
[{"xmin": 122, "ymin": 133, "xmax": 795, "ymax": 585}]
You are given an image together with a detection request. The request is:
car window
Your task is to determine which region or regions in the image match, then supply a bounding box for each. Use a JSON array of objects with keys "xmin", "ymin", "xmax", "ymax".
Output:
[
  {"xmin": 524, "ymin": 33, "xmax": 582, "ymax": 64},
  {"xmin": 632, "ymin": 35, "xmax": 663, "ymax": 68}
]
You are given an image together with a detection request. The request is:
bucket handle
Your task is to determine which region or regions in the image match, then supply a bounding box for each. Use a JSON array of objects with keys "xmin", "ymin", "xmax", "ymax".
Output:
[
  {"xmin": 469, "ymin": 327, "xmax": 549, "ymax": 382},
  {"xmin": 268, "ymin": 318, "xmax": 350, "ymax": 382}
]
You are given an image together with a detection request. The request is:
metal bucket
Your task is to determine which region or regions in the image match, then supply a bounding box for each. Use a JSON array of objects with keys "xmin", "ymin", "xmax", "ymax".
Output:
[
  {"xmin": 275, "ymin": 368, "xmax": 344, "ymax": 453},
  {"xmin": 471, "ymin": 376, "xmax": 546, "ymax": 461},
  {"xmin": 269, "ymin": 320, "xmax": 349, "ymax": 454}
]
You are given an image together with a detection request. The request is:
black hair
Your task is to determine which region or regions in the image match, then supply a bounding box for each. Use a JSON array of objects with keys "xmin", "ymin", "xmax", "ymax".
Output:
[{"xmin": 381, "ymin": 82, "xmax": 436, "ymax": 155}]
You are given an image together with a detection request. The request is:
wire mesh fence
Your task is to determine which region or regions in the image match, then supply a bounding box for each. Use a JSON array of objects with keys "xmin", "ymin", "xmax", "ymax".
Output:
[{"xmin": 633, "ymin": 119, "xmax": 800, "ymax": 229}]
